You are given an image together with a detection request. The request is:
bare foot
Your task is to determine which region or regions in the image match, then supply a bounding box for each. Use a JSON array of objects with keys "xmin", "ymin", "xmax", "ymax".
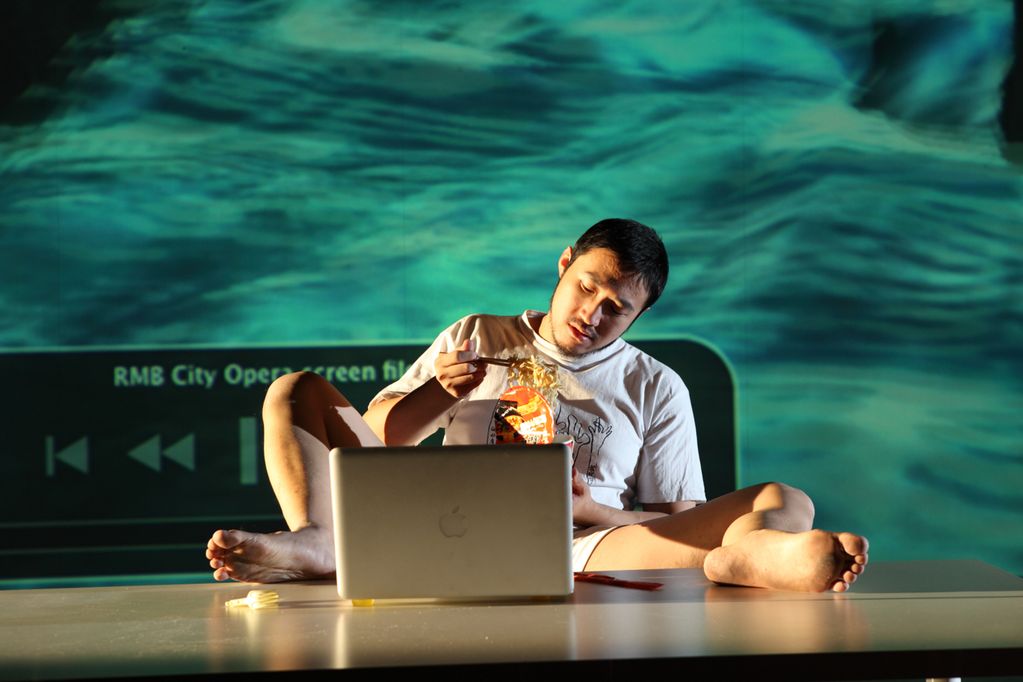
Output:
[
  {"xmin": 205, "ymin": 526, "xmax": 335, "ymax": 583},
  {"xmin": 703, "ymin": 529, "xmax": 869, "ymax": 592}
]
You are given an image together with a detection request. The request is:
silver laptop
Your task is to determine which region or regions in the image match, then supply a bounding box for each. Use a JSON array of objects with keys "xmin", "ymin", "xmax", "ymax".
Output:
[{"xmin": 328, "ymin": 443, "xmax": 573, "ymax": 601}]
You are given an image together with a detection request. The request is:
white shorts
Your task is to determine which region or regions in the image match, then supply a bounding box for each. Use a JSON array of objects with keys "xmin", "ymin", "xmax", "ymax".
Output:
[{"xmin": 571, "ymin": 525, "xmax": 619, "ymax": 572}]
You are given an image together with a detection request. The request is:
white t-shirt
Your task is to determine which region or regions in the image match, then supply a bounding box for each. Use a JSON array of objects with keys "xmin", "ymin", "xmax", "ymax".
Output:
[{"xmin": 370, "ymin": 311, "xmax": 706, "ymax": 511}]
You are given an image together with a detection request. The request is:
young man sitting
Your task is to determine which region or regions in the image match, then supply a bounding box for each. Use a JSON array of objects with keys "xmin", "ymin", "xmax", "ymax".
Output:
[{"xmin": 206, "ymin": 219, "xmax": 868, "ymax": 592}]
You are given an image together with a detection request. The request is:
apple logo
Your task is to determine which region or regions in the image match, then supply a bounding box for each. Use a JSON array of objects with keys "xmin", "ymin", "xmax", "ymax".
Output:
[{"xmin": 439, "ymin": 506, "xmax": 469, "ymax": 538}]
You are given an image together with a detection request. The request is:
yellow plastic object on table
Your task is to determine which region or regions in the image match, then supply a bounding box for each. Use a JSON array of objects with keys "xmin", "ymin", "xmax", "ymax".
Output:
[
  {"xmin": 351, "ymin": 599, "xmax": 375, "ymax": 607},
  {"xmin": 225, "ymin": 590, "xmax": 280, "ymax": 610}
]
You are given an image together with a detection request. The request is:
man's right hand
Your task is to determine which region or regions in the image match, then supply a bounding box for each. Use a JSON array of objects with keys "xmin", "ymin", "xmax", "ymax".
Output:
[{"xmin": 433, "ymin": 338, "xmax": 487, "ymax": 399}]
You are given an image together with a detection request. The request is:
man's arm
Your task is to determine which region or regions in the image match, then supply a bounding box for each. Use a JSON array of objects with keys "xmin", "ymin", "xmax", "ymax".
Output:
[
  {"xmin": 572, "ymin": 470, "xmax": 699, "ymax": 526},
  {"xmin": 644, "ymin": 501, "xmax": 699, "ymax": 514},
  {"xmin": 363, "ymin": 338, "xmax": 485, "ymax": 445}
]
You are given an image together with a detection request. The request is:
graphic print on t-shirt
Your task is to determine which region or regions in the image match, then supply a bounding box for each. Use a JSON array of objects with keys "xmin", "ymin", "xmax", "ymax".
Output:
[
  {"xmin": 488, "ymin": 385, "xmax": 555, "ymax": 444},
  {"xmin": 555, "ymin": 405, "xmax": 613, "ymax": 484}
]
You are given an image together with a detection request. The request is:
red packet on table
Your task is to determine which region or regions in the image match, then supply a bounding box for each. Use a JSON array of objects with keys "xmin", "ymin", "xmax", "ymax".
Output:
[
  {"xmin": 574, "ymin": 572, "xmax": 664, "ymax": 590},
  {"xmin": 492, "ymin": 385, "xmax": 555, "ymax": 445}
]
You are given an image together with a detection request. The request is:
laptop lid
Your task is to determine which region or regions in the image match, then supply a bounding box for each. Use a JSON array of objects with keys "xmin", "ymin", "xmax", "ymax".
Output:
[{"xmin": 329, "ymin": 443, "xmax": 573, "ymax": 601}]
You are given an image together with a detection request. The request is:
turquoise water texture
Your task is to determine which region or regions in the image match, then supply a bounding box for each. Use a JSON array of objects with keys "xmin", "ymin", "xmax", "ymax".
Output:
[{"xmin": 1, "ymin": 1, "xmax": 1021, "ymax": 573}]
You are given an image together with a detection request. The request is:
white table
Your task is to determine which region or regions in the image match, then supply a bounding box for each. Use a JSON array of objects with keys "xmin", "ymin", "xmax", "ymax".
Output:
[{"xmin": 1, "ymin": 560, "xmax": 1021, "ymax": 680}]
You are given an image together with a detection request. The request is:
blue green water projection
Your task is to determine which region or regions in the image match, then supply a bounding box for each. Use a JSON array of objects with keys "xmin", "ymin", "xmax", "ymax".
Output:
[{"xmin": 1, "ymin": 1, "xmax": 1021, "ymax": 574}]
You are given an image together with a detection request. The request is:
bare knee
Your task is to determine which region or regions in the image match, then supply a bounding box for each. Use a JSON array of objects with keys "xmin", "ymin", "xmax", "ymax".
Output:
[
  {"xmin": 778, "ymin": 482, "xmax": 815, "ymax": 526},
  {"xmin": 263, "ymin": 371, "xmax": 350, "ymax": 418},
  {"xmin": 265, "ymin": 370, "xmax": 322, "ymax": 403},
  {"xmin": 755, "ymin": 482, "xmax": 815, "ymax": 526}
]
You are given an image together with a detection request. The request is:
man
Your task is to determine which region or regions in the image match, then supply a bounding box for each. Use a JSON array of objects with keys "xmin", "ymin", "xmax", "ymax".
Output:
[{"xmin": 206, "ymin": 219, "xmax": 868, "ymax": 591}]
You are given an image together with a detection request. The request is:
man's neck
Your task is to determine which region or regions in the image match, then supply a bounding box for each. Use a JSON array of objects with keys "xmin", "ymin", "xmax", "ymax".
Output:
[{"xmin": 534, "ymin": 312, "xmax": 554, "ymax": 344}]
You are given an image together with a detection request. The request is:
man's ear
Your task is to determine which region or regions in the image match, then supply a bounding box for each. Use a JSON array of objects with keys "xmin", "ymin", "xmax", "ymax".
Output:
[{"xmin": 557, "ymin": 246, "xmax": 573, "ymax": 277}]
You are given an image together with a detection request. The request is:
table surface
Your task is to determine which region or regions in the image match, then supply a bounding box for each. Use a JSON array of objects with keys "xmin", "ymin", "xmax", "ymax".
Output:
[{"xmin": 1, "ymin": 560, "xmax": 1022, "ymax": 681}]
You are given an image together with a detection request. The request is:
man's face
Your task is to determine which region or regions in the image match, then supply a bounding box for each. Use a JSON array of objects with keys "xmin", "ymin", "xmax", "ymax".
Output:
[{"xmin": 540, "ymin": 247, "xmax": 649, "ymax": 356}]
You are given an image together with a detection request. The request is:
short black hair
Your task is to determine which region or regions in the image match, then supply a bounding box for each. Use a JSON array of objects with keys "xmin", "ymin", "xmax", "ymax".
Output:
[{"xmin": 568, "ymin": 218, "xmax": 669, "ymax": 309}]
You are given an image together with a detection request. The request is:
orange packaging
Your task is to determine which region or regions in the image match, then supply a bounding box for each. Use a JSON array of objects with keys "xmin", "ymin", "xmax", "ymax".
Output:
[{"xmin": 492, "ymin": 385, "xmax": 555, "ymax": 445}]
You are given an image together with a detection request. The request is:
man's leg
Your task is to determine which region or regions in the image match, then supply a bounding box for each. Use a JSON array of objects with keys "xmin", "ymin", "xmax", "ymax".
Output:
[
  {"xmin": 205, "ymin": 371, "xmax": 381, "ymax": 582},
  {"xmin": 582, "ymin": 482, "xmax": 868, "ymax": 592}
]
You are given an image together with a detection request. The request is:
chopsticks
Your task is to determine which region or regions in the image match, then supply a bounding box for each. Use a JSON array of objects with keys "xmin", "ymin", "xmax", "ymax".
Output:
[{"xmin": 477, "ymin": 356, "xmax": 514, "ymax": 367}]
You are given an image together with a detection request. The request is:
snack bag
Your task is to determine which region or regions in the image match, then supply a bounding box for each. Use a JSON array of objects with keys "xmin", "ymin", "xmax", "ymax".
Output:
[{"xmin": 492, "ymin": 385, "xmax": 555, "ymax": 445}]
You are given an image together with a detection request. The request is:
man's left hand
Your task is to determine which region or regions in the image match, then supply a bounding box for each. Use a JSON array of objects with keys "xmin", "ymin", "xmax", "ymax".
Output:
[
  {"xmin": 571, "ymin": 468, "xmax": 598, "ymax": 525},
  {"xmin": 571, "ymin": 468, "xmax": 677, "ymax": 527}
]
